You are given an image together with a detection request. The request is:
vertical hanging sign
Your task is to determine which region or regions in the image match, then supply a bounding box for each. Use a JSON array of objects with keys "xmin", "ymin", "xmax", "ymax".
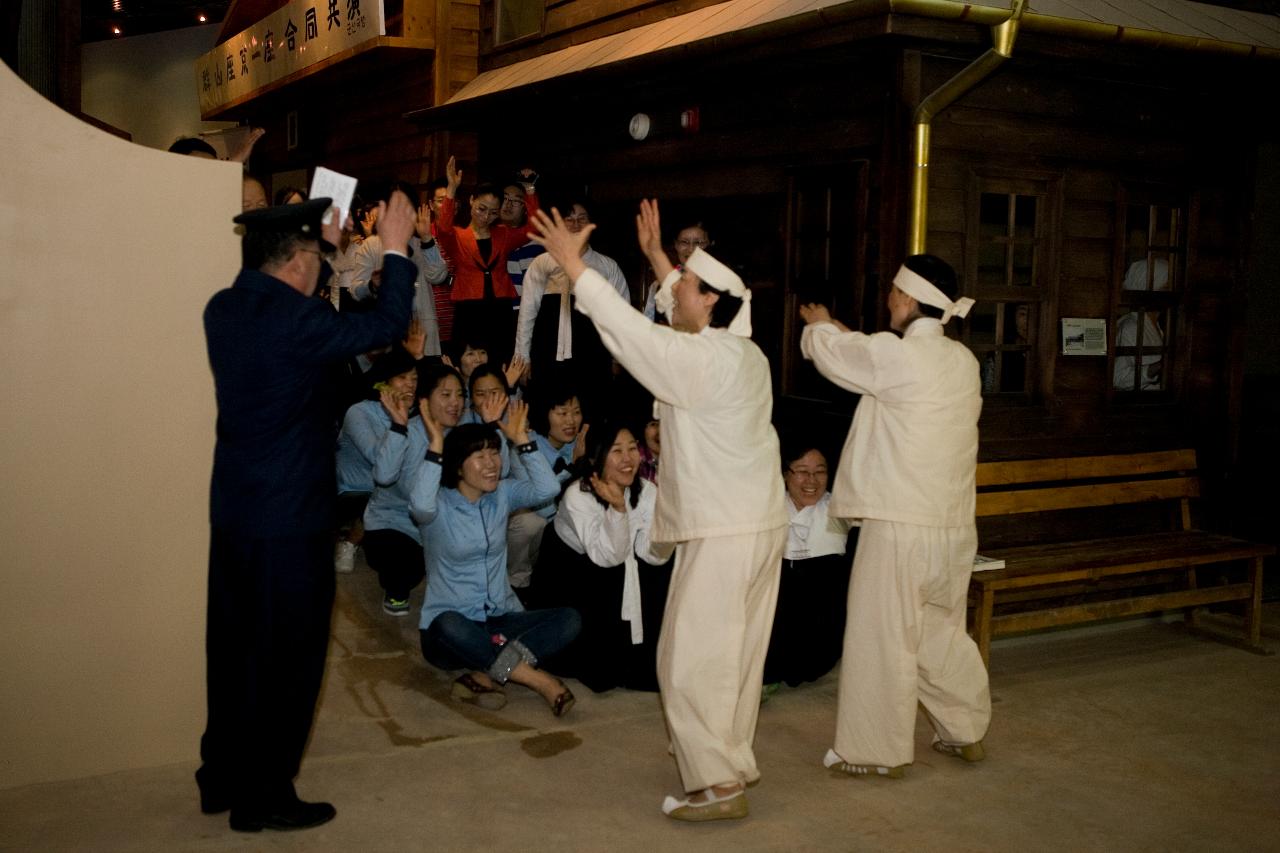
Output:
[{"xmin": 196, "ymin": 0, "xmax": 384, "ymax": 116}]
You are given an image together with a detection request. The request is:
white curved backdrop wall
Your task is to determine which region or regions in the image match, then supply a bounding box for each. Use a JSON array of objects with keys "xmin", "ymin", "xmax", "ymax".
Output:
[{"xmin": 0, "ymin": 61, "xmax": 238, "ymax": 789}]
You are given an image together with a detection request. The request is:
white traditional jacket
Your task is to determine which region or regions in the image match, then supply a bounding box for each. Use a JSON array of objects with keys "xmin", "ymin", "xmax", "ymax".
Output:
[
  {"xmin": 573, "ymin": 268, "xmax": 787, "ymax": 543},
  {"xmin": 801, "ymin": 318, "xmax": 981, "ymax": 528}
]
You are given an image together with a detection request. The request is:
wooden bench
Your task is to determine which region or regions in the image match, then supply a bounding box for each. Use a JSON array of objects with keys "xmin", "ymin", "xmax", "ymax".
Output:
[{"xmin": 969, "ymin": 449, "xmax": 1273, "ymax": 665}]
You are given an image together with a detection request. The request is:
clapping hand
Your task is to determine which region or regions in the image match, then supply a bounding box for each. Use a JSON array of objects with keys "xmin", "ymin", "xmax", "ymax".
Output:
[
  {"xmin": 799, "ymin": 302, "xmax": 849, "ymax": 331},
  {"xmin": 499, "ymin": 399, "xmax": 531, "ymax": 445},
  {"xmin": 572, "ymin": 423, "xmax": 590, "ymax": 463},
  {"xmin": 420, "ymin": 398, "xmax": 445, "ymax": 451},
  {"xmin": 476, "ymin": 389, "xmax": 509, "ymax": 425},
  {"xmin": 379, "ymin": 386, "xmax": 411, "ymax": 426},
  {"xmin": 589, "ymin": 473, "xmax": 626, "ymax": 512}
]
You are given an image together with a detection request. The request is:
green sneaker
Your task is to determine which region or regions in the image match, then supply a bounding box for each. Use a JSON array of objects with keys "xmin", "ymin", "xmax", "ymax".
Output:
[{"xmin": 382, "ymin": 594, "xmax": 411, "ymax": 616}]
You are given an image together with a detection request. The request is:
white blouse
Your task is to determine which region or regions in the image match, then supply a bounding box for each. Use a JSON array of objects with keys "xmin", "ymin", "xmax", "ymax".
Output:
[
  {"xmin": 554, "ymin": 478, "xmax": 674, "ymax": 642},
  {"xmin": 785, "ymin": 493, "xmax": 853, "ymax": 560}
]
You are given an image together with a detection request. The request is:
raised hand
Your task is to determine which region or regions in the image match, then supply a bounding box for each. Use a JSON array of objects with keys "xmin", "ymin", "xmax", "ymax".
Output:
[
  {"xmin": 799, "ymin": 302, "xmax": 834, "ymax": 326},
  {"xmin": 415, "ymin": 203, "xmax": 433, "ymax": 239},
  {"xmin": 403, "ymin": 317, "xmax": 427, "ymax": 359},
  {"xmin": 420, "ymin": 398, "xmax": 445, "ymax": 451},
  {"xmin": 445, "ymin": 155, "xmax": 462, "ymax": 197},
  {"xmin": 377, "ymin": 190, "xmax": 416, "ymax": 256},
  {"xmin": 503, "ymin": 354, "xmax": 529, "ymax": 388},
  {"xmin": 321, "ymin": 205, "xmax": 345, "ymax": 251},
  {"xmin": 379, "ymin": 386, "xmax": 411, "ymax": 426},
  {"xmin": 572, "ymin": 422, "xmax": 590, "ymax": 463},
  {"xmin": 476, "ymin": 390, "xmax": 509, "ymax": 425},
  {"xmin": 500, "ymin": 399, "xmax": 530, "ymax": 444},
  {"xmin": 361, "ymin": 206, "xmax": 378, "ymax": 238},
  {"xmin": 636, "ymin": 199, "xmax": 664, "ymax": 259},
  {"xmin": 441, "ymin": 353, "xmax": 457, "ymax": 371},
  {"xmin": 227, "ymin": 127, "xmax": 265, "ymax": 164},
  {"xmin": 528, "ymin": 208, "xmax": 594, "ymax": 281},
  {"xmin": 589, "ymin": 473, "xmax": 626, "ymax": 512}
]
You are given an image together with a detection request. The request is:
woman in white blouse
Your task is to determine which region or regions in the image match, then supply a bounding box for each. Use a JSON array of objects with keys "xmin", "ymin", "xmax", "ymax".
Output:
[
  {"xmin": 513, "ymin": 201, "xmax": 628, "ymax": 402},
  {"xmin": 530, "ymin": 420, "xmax": 675, "ymax": 692},
  {"xmin": 762, "ymin": 440, "xmax": 855, "ymax": 688}
]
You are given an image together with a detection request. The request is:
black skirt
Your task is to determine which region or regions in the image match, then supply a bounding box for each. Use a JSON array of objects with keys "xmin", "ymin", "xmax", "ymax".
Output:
[
  {"xmin": 529, "ymin": 293, "xmax": 613, "ymax": 410},
  {"xmin": 763, "ymin": 548, "xmax": 854, "ymax": 687},
  {"xmin": 529, "ymin": 523, "xmax": 673, "ymax": 692}
]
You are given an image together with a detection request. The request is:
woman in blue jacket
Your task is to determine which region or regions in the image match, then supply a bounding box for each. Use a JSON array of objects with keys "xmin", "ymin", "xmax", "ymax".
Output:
[{"xmin": 410, "ymin": 401, "xmax": 580, "ymax": 715}]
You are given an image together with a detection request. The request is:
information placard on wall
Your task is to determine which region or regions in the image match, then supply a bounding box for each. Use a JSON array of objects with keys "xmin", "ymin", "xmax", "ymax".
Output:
[{"xmin": 1061, "ymin": 318, "xmax": 1107, "ymax": 356}]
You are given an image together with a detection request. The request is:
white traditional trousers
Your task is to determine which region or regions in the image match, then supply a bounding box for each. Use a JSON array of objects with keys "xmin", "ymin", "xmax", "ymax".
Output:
[
  {"xmin": 657, "ymin": 527, "xmax": 786, "ymax": 792},
  {"xmin": 834, "ymin": 519, "xmax": 991, "ymax": 767}
]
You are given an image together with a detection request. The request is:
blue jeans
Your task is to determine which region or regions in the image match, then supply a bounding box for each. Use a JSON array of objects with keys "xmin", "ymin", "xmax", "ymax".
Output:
[{"xmin": 420, "ymin": 608, "xmax": 581, "ymax": 673}]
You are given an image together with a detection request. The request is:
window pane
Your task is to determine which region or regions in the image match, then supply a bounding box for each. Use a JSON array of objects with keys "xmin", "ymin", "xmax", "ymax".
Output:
[
  {"xmin": 1011, "ymin": 241, "xmax": 1035, "ymax": 287},
  {"xmin": 1113, "ymin": 309, "xmax": 1167, "ymax": 391},
  {"xmin": 999, "ymin": 350, "xmax": 1030, "ymax": 392},
  {"xmin": 1004, "ymin": 302, "xmax": 1031, "ymax": 345},
  {"xmin": 980, "ymin": 193, "xmax": 1009, "ymax": 233},
  {"xmin": 968, "ymin": 301, "xmax": 997, "ymax": 346},
  {"xmin": 1013, "ymin": 195, "xmax": 1037, "ymax": 240},
  {"xmin": 495, "ymin": 0, "xmax": 541, "ymax": 43}
]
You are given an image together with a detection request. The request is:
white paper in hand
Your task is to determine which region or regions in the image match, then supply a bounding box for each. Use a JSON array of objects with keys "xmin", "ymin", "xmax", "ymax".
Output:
[{"xmin": 309, "ymin": 167, "xmax": 358, "ymax": 227}]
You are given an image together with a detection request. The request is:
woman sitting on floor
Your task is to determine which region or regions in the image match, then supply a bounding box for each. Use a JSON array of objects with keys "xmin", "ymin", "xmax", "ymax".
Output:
[
  {"xmin": 762, "ymin": 438, "xmax": 856, "ymax": 689},
  {"xmin": 506, "ymin": 382, "xmax": 587, "ymax": 594},
  {"xmin": 410, "ymin": 401, "xmax": 580, "ymax": 715},
  {"xmin": 530, "ymin": 420, "xmax": 674, "ymax": 693}
]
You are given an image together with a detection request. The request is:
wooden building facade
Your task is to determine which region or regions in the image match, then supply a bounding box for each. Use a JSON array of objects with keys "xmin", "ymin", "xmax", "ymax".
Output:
[
  {"xmin": 411, "ymin": 2, "xmax": 1276, "ymax": 480},
  {"xmin": 215, "ymin": 0, "xmax": 1278, "ymax": 541}
]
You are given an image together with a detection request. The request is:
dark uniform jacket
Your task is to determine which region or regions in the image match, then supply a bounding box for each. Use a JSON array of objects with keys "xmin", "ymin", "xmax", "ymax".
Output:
[{"xmin": 204, "ymin": 254, "xmax": 415, "ymax": 538}]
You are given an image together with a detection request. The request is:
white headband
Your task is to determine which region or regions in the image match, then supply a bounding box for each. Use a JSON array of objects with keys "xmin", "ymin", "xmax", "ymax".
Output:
[
  {"xmin": 892, "ymin": 265, "xmax": 974, "ymax": 324},
  {"xmin": 663, "ymin": 248, "xmax": 752, "ymax": 337}
]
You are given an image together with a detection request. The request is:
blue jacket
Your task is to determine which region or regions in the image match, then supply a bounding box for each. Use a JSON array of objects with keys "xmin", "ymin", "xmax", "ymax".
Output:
[
  {"xmin": 411, "ymin": 447, "xmax": 559, "ymax": 630},
  {"xmin": 204, "ymin": 254, "xmax": 414, "ymax": 536},
  {"xmin": 336, "ymin": 399, "xmax": 390, "ymax": 496}
]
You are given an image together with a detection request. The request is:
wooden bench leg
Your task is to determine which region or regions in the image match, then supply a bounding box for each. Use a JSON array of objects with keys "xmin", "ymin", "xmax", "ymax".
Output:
[
  {"xmin": 1184, "ymin": 565, "xmax": 1198, "ymax": 630},
  {"xmin": 1245, "ymin": 556, "xmax": 1264, "ymax": 649},
  {"xmin": 976, "ymin": 586, "xmax": 994, "ymax": 669}
]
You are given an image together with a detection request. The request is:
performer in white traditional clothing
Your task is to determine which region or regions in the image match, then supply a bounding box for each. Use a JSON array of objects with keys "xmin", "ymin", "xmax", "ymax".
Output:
[
  {"xmin": 799, "ymin": 253, "xmax": 991, "ymax": 777},
  {"xmin": 529, "ymin": 201, "xmax": 787, "ymax": 822}
]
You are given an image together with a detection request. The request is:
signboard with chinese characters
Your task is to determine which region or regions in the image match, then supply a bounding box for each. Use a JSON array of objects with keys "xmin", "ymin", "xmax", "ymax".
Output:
[{"xmin": 196, "ymin": 0, "xmax": 384, "ymax": 115}]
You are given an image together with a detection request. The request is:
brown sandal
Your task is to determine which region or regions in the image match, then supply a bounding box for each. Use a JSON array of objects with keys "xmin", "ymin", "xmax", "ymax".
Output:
[
  {"xmin": 548, "ymin": 681, "xmax": 576, "ymax": 717},
  {"xmin": 451, "ymin": 673, "xmax": 507, "ymax": 710}
]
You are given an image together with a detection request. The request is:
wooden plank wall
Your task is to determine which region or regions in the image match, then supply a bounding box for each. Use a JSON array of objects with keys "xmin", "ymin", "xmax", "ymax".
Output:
[
  {"xmin": 918, "ymin": 51, "xmax": 1251, "ymax": 473},
  {"xmin": 483, "ymin": 0, "xmax": 729, "ymax": 69}
]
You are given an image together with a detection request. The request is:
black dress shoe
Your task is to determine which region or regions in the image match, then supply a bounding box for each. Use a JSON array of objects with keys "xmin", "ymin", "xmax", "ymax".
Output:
[{"xmin": 229, "ymin": 799, "xmax": 336, "ymax": 832}]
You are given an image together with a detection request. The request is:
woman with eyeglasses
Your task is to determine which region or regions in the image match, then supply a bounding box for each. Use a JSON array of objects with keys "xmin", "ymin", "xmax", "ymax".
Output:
[
  {"xmin": 643, "ymin": 221, "xmax": 712, "ymax": 321},
  {"xmin": 514, "ymin": 200, "xmax": 628, "ymax": 399},
  {"xmin": 434, "ymin": 155, "xmax": 540, "ymax": 364},
  {"xmin": 761, "ymin": 439, "xmax": 855, "ymax": 690}
]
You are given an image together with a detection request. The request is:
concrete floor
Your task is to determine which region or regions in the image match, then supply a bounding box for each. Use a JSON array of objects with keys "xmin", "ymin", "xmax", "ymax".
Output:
[{"xmin": 3, "ymin": 561, "xmax": 1279, "ymax": 852}]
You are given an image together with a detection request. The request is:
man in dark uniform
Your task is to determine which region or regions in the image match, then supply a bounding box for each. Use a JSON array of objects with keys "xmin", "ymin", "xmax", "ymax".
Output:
[{"xmin": 197, "ymin": 191, "xmax": 416, "ymax": 832}]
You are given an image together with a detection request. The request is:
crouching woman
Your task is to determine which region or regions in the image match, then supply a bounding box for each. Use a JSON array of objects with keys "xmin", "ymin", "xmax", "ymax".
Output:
[{"xmin": 410, "ymin": 401, "xmax": 580, "ymax": 716}]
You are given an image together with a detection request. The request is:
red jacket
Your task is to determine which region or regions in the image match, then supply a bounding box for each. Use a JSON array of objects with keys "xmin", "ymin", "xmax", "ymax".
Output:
[{"xmin": 435, "ymin": 191, "xmax": 540, "ymax": 302}]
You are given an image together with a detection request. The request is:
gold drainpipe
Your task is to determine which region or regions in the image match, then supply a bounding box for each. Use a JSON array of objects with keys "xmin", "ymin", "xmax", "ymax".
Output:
[{"xmin": 907, "ymin": 0, "xmax": 1027, "ymax": 255}]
